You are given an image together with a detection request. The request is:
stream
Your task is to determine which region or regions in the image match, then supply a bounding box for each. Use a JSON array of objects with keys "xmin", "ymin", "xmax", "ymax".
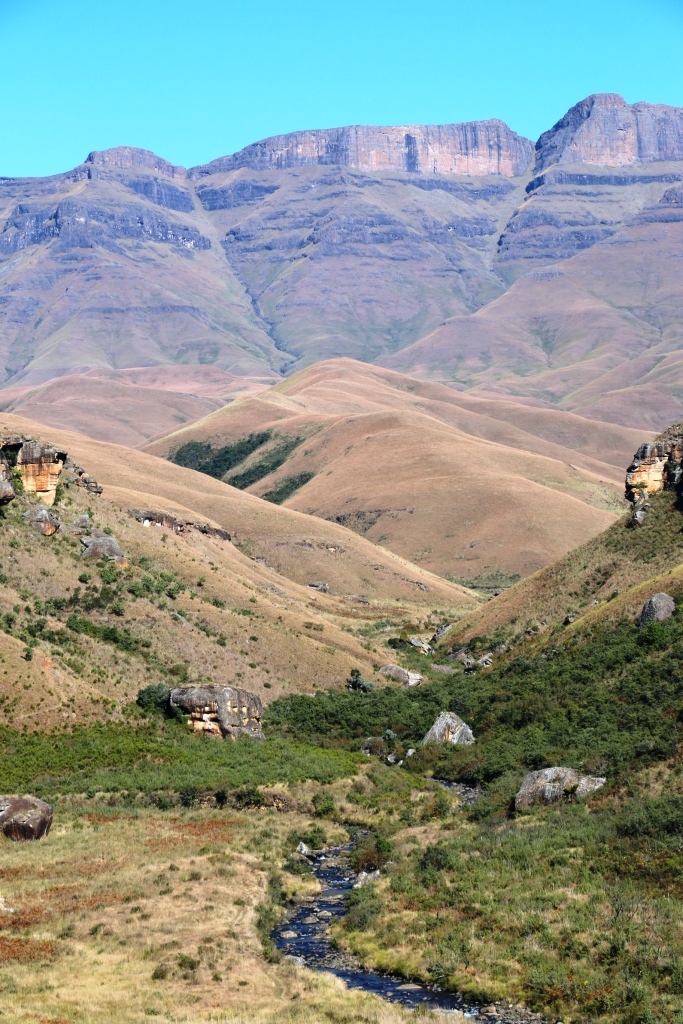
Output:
[{"xmin": 272, "ymin": 843, "xmax": 544, "ymax": 1021}]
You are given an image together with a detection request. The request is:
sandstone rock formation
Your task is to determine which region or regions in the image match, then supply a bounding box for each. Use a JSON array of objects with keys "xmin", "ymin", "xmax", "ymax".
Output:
[
  {"xmin": 0, "ymin": 796, "xmax": 53, "ymax": 841},
  {"xmin": 422, "ymin": 711, "xmax": 475, "ymax": 746},
  {"xmin": 514, "ymin": 767, "xmax": 606, "ymax": 811},
  {"xmin": 535, "ymin": 94, "xmax": 683, "ymax": 171},
  {"xmin": 170, "ymin": 684, "xmax": 264, "ymax": 740},
  {"xmin": 23, "ymin": 506, "xmax": 61, "ymax": 536},
  {"xmin": 625, "ymin": 422, "xmax": 683, "ymax": 501},
  {"xmin": 189, "ymin": 121, "xmax": 534, "ymax": 179},
  {"xmin": 86, "ymin": 147, "xmax": 186, "ymax": 179},
  {"xmin": 638, "ymin": 592, "xmax": 676, "ymax": 628},
  {"xmin": 0, "ymin": 436, "xmax": 67, "ymax": 505}
]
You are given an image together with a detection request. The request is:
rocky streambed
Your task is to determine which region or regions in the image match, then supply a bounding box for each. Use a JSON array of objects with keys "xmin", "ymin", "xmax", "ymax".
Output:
[{"xmin": 272, "ymin": 844, "xmax": 548, "ymax": 1022}]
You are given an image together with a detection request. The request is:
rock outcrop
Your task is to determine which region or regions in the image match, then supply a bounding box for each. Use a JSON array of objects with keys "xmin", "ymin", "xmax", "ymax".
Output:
[
  {"xmin": 379, "ymin": 664, "xmax": 423, "ymax": 686},
  {"xmin": 638, "ymin": 592, "xmax": 675, "ymax": 628},
  {"xmin": 422, "ymin": 711, "xmax": 475, "ymax": 746},
  {"xmin": 129, "ymin": 509, "xmax": 230, "ymax": 540},
  {"xmin": 0, "ymin": 436, "xmax": 67, "ymax": 506},
  {"xmin": 625, "ymin": 422, "xmax": 683, "ymax": 501},
  {"xmin": 23, "ymin": 506, "xmax": 60, "ymax": 536},
  {"xmin": 189, "ymin": 121, "xmax": 534, "ymax": 179},
  {"xmin": 0, "ymin": 796, "xmax": 53, "ymax": 841},
  {"xmin": 85, "ymin": 147, "xmax": 186, "ymax": 180},
  {"xmin": 535, "ymin": 94, "xmax": 683, "ymax": 172},
  {"xmin": 80, "ymin": 531, "xmax": 126, "ymax": 562},
  {"xmin": 515, "ymin": 767, "xmax": 606, "ymax": 811},
  {"xmin": 170, "ymin": 684, "xmax": 264, "ymax": 740}
]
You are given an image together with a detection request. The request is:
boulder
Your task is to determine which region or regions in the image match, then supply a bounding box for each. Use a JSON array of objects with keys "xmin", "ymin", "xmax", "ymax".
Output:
[
  {"xmin": 80, "ymin": 532, "xmax": 125, "ymax": 561},
  {"xmin": 0, "ymin": 796, "xmax": 53, "ymax": 841},
  {"xmin": 170, "ymin": 684, "xmax": 264, "ymax": 740},
  {"xmin": 514, "ymin": 767, "xmax": 606, "ymax": 811},
  {"xmin": 23, "ymin": 506, "xmax": 61, "ymax": 536},
  {"xmin": 66, "ymin": 513, "xmax": 92, "ymax": 534},
  {"xmin": 638, "ymin": 592, "xmax": 675, "ymax": 628},
  {"xmin": 308, "ymin": 581, "xmax": 329, "ymax": 593},
  {"xmin": 430, "ymin": 623, "xmax": 453, "ymax": 644},
  {"xmin": 379, "ymin": 664, "xmax": 422, "ymax": 686},
  {"xmin": 422, "ymin": 711, "xmax": 475, "ymax": 746},
  {"xmin": 409, "ymin": 637, "xmax": 434, "ymax": 655}
]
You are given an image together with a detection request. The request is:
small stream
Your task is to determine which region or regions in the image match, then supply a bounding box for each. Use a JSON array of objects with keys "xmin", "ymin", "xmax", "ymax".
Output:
[{"xmin": 272, "ymin": 842, "xmax": 545, "ymax": 1020}]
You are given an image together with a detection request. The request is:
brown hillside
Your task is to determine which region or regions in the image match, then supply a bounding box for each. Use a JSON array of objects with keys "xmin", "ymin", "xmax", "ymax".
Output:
[
  {"xmin": 0, "ymin": 411, "xmax": 476, "ymax": 731},
  {"xmin": 145, "ymin": 360, "xmax": 641, "ymax": 582}
]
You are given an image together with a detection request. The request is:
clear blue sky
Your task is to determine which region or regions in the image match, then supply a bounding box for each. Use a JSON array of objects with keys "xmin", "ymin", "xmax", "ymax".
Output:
[{"xmin": 2, "ymin": 0, "xmax": 682, "ymax": 177}]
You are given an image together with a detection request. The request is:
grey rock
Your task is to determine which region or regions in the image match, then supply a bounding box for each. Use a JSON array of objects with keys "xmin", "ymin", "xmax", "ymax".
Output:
[
  {"xmin": 281, "ymin": 930, "xmax": 299, "ymax": 940},
  {"xmin": 308, "ymin": 581, "xmax": 329, "ymax": 593},
  {"xmin": 515, "ymin": 767, "xmax": 606, "ymax": 811},
  {"xmin": 353, "ymin": 869, "xmax": 380, "ymax": 888},
  {"xmin": 0, "ymin": 796, "xmax": 53, "ymax": 841},
  {"xmin": 379, "ymin": 664, "xmax": 422, "ymax": 686},
  {"xmin": 296, "ymin": 841, "xmax": 311, "ymax": 856},
  {"xmin": 170, "ymin": 684, "xmax": 264, "ymax": 741},
  {"xmin": 0, "ymin": 452, "xmax": 15, "ymax": 505},
  {"xmin": 409, "ymin": 636, "xmax": 434, "ymax": 655},
  {"xmin": 23, "ymin": 506, "xmax": 60, "ymax": 536},
  {"xmin": 422, "ymin": 711, "xmax": 475, "ymax": 746},
  {"xmin": 80, "ymin": 534, "xmax": 124, "ymax": 560},
  {"xmin": 429, "ymin": 623, "xmax": 453, "ymax": 643},
  {"xmin": 638, "ymin": 592, "xmax": 675, "ymax": 628}
]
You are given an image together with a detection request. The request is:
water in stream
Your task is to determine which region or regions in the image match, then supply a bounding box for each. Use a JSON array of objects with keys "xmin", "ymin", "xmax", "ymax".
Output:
[{"xmin": 272, "ymin": 845, "xmax": 482, "ymax": 1016}]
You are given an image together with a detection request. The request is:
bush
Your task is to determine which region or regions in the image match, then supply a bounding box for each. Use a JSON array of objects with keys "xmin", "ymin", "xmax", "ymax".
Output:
[
  {"xmin": 231, "ymin": 785, "xmax": 265, "ymax": 808},
  {"xmin": 344, "ymin": 885, "xmax": 383, "ymax": 930},
  {"xmin": 615, "ymin": 794, "xmax": 683, "ymax": 840},
  {"xmin": 136, "ymin": 684, "xmax": 173, "ymax": 717},
  {"xmin": 312, "ymin": 790, "xmax": 336, "ymax": 819},
  {"xmin": 350, "ymin": 832, "xmax": 392, "ymax": 872}
]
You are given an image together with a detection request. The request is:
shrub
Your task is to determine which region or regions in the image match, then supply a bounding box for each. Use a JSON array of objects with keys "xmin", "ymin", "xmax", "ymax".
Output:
[
  {"xmin": 312, "ymin": 790, "xmax": 336, "ymax": 819},
  {"xmin": 350, "ymin": 832, "xmax": 392, "ymax": 872},
  {"xmin": 344, "ymin": 885, "xmax": 383, "ymax": 930},
  {"xmin": 136, "ymin": 684, "xmax": 173, "ymax": 717}
]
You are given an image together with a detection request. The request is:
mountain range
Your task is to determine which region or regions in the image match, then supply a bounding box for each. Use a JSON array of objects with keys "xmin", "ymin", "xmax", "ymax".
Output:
[{"xmin": 3, "ymin": 92, "xmax": 683, "ymax": 438}]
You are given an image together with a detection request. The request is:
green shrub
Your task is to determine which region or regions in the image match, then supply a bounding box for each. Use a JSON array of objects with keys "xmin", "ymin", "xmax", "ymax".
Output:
[{"xmin": 312, "ymin": 790, "xmax": 336, "ymax": 819}]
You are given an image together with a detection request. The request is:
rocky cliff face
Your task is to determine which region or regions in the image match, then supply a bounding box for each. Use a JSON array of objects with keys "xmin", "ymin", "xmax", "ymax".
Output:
[
  {"xmin": 625, "ymin": 422, "xmax": 683, "ymax": 500},
  {"xmin": 189, "ymin": 121, "xmax": 534, "ymax": 179},
  {"xmin": 86, "ymin": 147, "xmax": 186, "ymax": 179},
  {"xmin": 535, "ymin": 94, "xmax": 683, "ymax": 171}
]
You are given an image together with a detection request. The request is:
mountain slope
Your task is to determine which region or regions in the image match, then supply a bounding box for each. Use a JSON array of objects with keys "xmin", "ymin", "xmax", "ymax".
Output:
[{"xmin": 145, "ymin": 359, "xmax": 643, "ymax": 581}]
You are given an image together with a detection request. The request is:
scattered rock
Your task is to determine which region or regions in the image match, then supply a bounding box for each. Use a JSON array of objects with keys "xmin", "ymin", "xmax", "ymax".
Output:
[
  {"xmin": 171, "ymin": 685, "xmax": 264, "ymax": 740},
  {"xmin": 422, "ymin": 711, "xmax": 475, "ymax": 746},
  {"xmin": 564, "ymin": 615, "xmax": 574, "ymax": 625},
  {"xmin": 348, "ymin": 595, "xmax": 369, "ymax": 604},
  {"xmin": 431, "ymin": 664, "xmax": 455, "ymax": 674},
  {"xmin": 23, "ymin": 506, "xmax": 61, "ymax": 536},
  {"xmin": 283, "ymin": 954, "xmax": 305, "ymax": 965},
  {"xmin": 515, "ymin": 767, "xmax": 606, "ymax": 811},
  {"xmin": 0, "ymin": 796, "xmax": 53, "ymax": 841},
  {"xmin": 308, "ymin": 581, "xmax": 329, "ymax": 593},
  {"xmin": 296, "ymin": 842, "xmax": 311, "ymax": 857},
  {"xmin": 477, "ymin": 653, "xmax": 493, "ymax": 667},
  {"xmin": 353, "ymin": 869, "xmax": 380, "ymax": 888},
  {"xmin": 409, "ymin": 636, "xmax": 434, "ymax": 655},
  {"xmin": 281, "ymin": 930, "xmax": 299, "ymax": 940},
  {"xmin": 429, "ymin": 623, "xmax": 453, "ymax": 644},
  {"xmin": 638, "ymin": 592, "xmax": 675, "ymax": 628},
  {"xmin": 66, "ymin": 512, "xmax": 92, "ymax": 534},
  {"xmin": 80, "ymin": 533, "xmax": 125, "ymax": 561}
]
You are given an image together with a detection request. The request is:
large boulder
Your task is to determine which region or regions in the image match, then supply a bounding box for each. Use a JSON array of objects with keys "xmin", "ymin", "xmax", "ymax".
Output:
[
  {"xmin": 170, "ymin": 684, "xmax": 264, "ymax": 740},
  {"xmin": 81, "ymin": 531, "xmax": 125, "ymax": 561},
  {"xmin": 379, "ymin": 664, "xmax": 422, "ymax": 686},
  {"xmin": 515, "ymin": 767, "xmax": 606, "ymax": 811},
  {"xmin": 0, "ymin": 796, "xmax": 53, "ymax": 841},
  {"xmin": 23, "ymin": 506, "xmax": 61, "ymax": 536},
  {"xmin": 422, "ymin": 711, "xmax": 475, "ymax": 746},
  {"xmin": 638, "ymin": 592, "xmax": 675, "ymax": 628}
]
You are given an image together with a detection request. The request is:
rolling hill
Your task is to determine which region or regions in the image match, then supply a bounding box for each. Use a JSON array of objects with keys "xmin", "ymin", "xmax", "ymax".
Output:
[{"xmin": 145, "ymin": 359, "xmax": 645, "ymax": 582}]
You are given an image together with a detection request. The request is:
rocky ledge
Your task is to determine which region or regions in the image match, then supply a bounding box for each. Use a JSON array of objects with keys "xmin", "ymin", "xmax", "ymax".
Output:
[{"xmin": 625, "ymin": 420, "xmax": 683, "ymax": 502}]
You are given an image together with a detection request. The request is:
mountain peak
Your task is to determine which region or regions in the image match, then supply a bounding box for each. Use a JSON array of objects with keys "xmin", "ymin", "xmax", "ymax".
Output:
[
  {"xmin": 85, "ymin": 147, "xmax": 186, "ymax": 179},
  {"xmin": 535, "ymin": 94, "xmax": 683, "ymax": 171},
  {"xmin": 188, "ymin": 121, "xmax": 534, "ymax": 179}
]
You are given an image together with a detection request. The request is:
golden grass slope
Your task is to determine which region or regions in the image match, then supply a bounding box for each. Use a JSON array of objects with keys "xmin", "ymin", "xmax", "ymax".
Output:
[
  {"xmin": 0, "ymin": 412, "xmax": 475, "ymax": 730},
  {"xmin": 146, "ymin": 359, "xmax": 645, "ymax": 581}
]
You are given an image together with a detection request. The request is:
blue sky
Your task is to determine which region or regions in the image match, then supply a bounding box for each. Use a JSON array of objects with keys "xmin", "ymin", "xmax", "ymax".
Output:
[{"xmin": 2, "ymin": 0, "xmax": 682, "ymax": 176}]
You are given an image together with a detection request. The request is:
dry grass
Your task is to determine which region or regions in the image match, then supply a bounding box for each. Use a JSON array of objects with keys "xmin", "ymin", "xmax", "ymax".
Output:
[{"xmin": 0, "ymin": 800, "xmax": 452, "ymax": 1024}]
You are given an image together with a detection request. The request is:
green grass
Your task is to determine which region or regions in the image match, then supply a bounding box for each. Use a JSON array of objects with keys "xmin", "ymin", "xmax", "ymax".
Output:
[{"xmin": 0, "ymin": 720, "xmax": 363, "ymax": 798}]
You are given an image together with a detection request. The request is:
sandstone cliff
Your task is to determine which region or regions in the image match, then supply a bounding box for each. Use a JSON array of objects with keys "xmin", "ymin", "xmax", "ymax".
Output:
[
  {"xmin": 86, "ymin": 147, "xmax": 186, "ymax": 179},
  {"xmin": 188, "ymin": 121, "xmax": 534, "ymax": 179},
  {"xmin": 535, "ymin": 93, "xmax": 683, "ymax": 171},
  {"xmin": 625, "ymin": 421, "xmax": 683, "ymax": 501}
]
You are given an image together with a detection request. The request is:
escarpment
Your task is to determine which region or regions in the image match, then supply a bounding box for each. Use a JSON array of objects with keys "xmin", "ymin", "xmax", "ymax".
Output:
[
  {"xmin": 188, "ymin": 120, "xmax": 534, "ymax": 178},
  {"xmin": 535, "ymin": 93, "xmax": 683, "ymax": 171}
]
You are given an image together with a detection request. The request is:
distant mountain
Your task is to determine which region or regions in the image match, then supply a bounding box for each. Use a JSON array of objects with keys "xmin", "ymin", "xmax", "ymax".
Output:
[{"xmin": 2, "ymin": 94, "xmax": 683, "ymax": 430}]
